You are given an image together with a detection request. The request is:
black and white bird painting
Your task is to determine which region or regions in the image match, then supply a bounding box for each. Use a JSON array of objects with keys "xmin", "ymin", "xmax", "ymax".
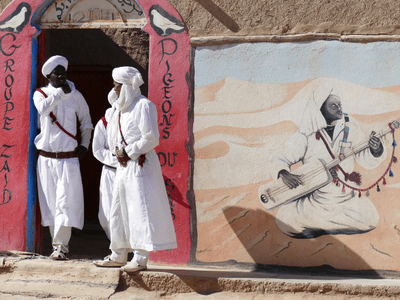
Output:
[
  {"xmin": 149, "ymin": 5, "xmax": 185, "ymax": 37},
  {"xmin": 0, "ymin": 2, "xmax": 31, "ymax": 34}
]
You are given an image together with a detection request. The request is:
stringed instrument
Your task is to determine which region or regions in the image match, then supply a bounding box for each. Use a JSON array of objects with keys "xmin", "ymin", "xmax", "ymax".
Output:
[{"xmin": 258, "ymin": 121, "xmax": 398, "ymax": 211}]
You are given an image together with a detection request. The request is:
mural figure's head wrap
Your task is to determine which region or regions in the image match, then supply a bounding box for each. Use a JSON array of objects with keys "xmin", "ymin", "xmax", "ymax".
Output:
[
  {"xmin": 298, "ymin": 86, "xmax": 340, "ymax": 136},
  {"xmin": 107, "ymin": 66, "xmax": 144, "ymax": 154},
  {"xmin": 111, "ymin": 66, "xmax": 144, "ymax": 112},
  {"xmin": 42, "ymin": 55, "xmax": 68, "ymax": 77}
]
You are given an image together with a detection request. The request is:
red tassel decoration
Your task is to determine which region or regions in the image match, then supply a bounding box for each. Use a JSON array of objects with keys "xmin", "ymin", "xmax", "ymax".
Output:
[
  {"xmin": 346, "ymin": 172, "xmax": 362, "ymax": 185},
  {"xmin": 383, "ymin": 177, "xmax": 387, "ymax": 185},
  {"xmin": 342, "ymin": 185, "xmax": 346, "ymax": 193},
  {"xmin": 358, "ymin": 191, "xmax": 362, "ymax": 198}
]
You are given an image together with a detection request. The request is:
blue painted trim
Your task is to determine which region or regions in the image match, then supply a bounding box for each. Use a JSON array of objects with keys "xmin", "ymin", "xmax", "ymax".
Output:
[
  {"xmin": 31, "ymin": 0, "xmax": 56, "ymax": 28},
  {"xmin": 26, "ymin": 30, "xmax": 40, "ymax": 253}
]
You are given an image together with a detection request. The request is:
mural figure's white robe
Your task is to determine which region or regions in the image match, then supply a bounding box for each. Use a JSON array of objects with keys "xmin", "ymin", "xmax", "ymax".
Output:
[
  {"xmin": 34, "ymin": 81, "xmax": 93, "ymax": 229},
  {"xmin": 108, "ymin": 95, "xmax": 177, "ymax": 252},
  {"xmin": 271, "ymin": 116, "xmax": 386, "ymax": 239},
  {"xmin": 92, "ymin": 111, "xmax": 118, "ymax": 240}
]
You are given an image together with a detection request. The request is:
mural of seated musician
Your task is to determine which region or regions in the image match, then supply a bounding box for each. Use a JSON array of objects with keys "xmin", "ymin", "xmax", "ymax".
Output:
[{"xmin": 268, "ymin": 86, "xmax": 399, "ymax": 239}]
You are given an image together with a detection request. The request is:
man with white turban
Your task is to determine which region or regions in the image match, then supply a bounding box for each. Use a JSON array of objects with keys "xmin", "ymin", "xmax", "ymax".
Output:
[
  {"xmin": 34, "ymin": 55, "xmax": 93, "ymax": 259},
  {"xmin": 92, "ymin": 92, "xmax": 118, "ymax": 241},
  {"xmin": 270, "ymin": 87, "xmax": 390, "ymax": 239},
  {"xmin": 94, "ymin": 67, "xmax": 177, "ymax": 272}
]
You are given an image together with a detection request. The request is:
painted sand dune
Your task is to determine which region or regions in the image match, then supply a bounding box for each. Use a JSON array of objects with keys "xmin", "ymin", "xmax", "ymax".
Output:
[{"xmin": 194, "ymin": 77, "xmax": 400, "ymax": 190}]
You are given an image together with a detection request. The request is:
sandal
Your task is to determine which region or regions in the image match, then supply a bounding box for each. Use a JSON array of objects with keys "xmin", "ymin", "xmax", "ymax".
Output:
[{"xmin": 49, "ymin": 248, "xmax": 67, "ymax": 260}]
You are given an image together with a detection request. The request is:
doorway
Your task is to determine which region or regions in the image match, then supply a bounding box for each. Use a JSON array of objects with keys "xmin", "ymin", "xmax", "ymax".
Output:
[{"xmin": 37, "ymin": 28, "xmax": 149, "ymax": 256}]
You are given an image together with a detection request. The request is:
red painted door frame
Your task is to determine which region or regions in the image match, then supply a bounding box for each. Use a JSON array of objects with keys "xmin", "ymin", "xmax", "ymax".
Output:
[{"xmin": 0, "ymin": 0, "xmax": 192, "ymax": 265}]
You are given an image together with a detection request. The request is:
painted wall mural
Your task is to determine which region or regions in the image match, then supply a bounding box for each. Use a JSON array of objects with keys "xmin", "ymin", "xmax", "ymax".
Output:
[{"xmin": 194, "ymin": 40, "xmax": 400, "ymax": 271}]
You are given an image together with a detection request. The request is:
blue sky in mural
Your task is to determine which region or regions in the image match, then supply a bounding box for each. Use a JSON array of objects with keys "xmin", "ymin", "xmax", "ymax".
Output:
[{"xmin": 195, "ymin": 40, "xmax": 400, "ymax": 89}]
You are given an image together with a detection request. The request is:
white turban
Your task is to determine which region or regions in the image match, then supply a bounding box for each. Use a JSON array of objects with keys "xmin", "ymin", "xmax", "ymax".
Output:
[
  {"xmin": 298, "ymin": 86, "xmax": 337, "ymax": 136},
  {"xmin": 42, "ymin": 55, "xmax": 68, "ymax": 77},
  {"xmin": 111, "ymin": 67, "xmax": 144, "ymax": 112},
  {"xmin": 107, "ymin": 66, "xmax": 144, "ymax": 154}
]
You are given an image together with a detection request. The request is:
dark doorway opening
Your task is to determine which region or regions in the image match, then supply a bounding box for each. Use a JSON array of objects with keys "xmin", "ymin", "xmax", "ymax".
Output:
[{"xmin": 36, "ymin": 28, "xmax": 149, "ymax": 257}]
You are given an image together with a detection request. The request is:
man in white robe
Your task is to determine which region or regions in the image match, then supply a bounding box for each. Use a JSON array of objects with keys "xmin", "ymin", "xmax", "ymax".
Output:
[
  {"xmin": 34, "ymin": 55, "xmax": 93, "ymax": 259},
  {"xmin": 94, "ymin": 67, "xmax": 177, "ymax": 272},
  {"xmin": 271, "ymin": 88, "xmax": 390, "ymax": 239},
  {"xmin": 92, "ymin": 96, "xmax": 118, "ymax": 240}
]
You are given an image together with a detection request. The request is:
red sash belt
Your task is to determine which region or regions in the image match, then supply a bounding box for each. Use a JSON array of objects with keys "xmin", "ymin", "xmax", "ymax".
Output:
[{"xmin": 39, "ymin": 150, "xmax": 78, "ymax": 159}]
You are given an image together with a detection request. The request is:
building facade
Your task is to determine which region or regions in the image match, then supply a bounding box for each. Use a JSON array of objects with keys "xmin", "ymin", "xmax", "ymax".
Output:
[{"xmin": 2, "ymin": 0, "xmax": 400, "ymax": 273}]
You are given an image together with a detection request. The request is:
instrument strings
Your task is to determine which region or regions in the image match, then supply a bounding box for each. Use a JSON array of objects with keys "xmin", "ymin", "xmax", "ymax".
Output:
[
  {"xmin": 267, "ymin": 137, "xmax": 375, "ymax": 198},
  {"xmin": 268, "ymin": 164, "xmax": 328, "ymax": 197}
]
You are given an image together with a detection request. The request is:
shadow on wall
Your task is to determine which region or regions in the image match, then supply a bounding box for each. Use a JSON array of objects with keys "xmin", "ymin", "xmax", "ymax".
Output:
[
  {"xmin": 194, "ymin": 0, "xmax": 240, "ymax": 32},
  {"xmin": 221, "ymin": 206, "xmax": 383, "ymax": 278}
]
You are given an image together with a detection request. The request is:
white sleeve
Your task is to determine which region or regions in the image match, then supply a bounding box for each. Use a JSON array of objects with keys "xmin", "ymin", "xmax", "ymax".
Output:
[
  {"xmin": 351, "ymin": 121, "xmax": 387, "ymax": 169},
  {"xmin": 124, "ymin": 102, "xmax": 160, "ymax": 160},
  {"xmin": 76, "ymin": 92, "xmax": 94, "ymax": 132},
  {"xmin": 33, "ymin": 88, "xmax": 65, "ymax": 115},
  {"xmin": 270, "ymin": 132, "xmax": 308, "ymax": 179},
  {"xmin": 92, "ymin": 120, "xmax": 119, "ymax": 168}
]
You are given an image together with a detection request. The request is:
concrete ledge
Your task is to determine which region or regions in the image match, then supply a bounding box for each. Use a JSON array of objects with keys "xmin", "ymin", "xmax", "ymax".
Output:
[
  {"xmin": 0, "ymin": 258, "xmax": 120, "ymax": 299},
  {"xmin": 2, "ymin": 256, "xmax": 400, "ymax": 299},
  {"xmin": 120, "ymin": 266, "xmax": 400, "ymax": 298},
  {"xmin": 190, "ymin": 33, "xmax": 400, "ymax": 47}
]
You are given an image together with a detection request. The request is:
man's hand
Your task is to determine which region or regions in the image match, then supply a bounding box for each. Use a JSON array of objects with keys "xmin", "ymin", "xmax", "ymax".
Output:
[
  {"xmin": 116, "ymin": 147, "xmax": 130, "ymax": 167},
  {"xmin": 278, "ymin": 169, "xmax": 304, "ymax": 189},
  {"xmin": 75, "ymin": 145, "xmax": 87, "ymax": 159},
  {"xmin": 368, "ymin": 131, "xmax": 383, "ymax": 157}
]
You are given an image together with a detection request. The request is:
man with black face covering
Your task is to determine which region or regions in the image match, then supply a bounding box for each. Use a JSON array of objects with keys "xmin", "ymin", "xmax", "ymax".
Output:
[
  {"xmin": 34, "ymin": 55, "xmax": 93, "ymax": 259},
  {"xmin": 270, "ymin": 90, "xmax": 388, "ymax": 239}
]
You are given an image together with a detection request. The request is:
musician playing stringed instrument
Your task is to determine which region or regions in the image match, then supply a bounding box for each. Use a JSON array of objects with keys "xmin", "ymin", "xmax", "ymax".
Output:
[{"xmin": 269, "ymin": 88, "xmax": 398, "ymax": 239}]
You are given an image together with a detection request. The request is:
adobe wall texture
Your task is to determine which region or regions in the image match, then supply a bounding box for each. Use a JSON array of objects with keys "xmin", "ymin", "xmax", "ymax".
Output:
[
  {"xmin": 169, "ymin": 0, "xmax": 400, "ymax": 37},
  {"xmin": 0, "ymin": 1, "xmax": 13, "ymax": 13},
  {"xmin": 2, "ymin": 0, "xmax": 400, "ymax": 37}
]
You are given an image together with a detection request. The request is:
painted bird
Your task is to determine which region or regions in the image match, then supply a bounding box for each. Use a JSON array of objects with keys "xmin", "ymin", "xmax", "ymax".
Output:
[
  {"xmin": 0, "ymin": 3, "xmax": 31, "ymax": 34},
  {"xmin": 150, "ymin": 9, "xmax": 185, "ymax": 37}
]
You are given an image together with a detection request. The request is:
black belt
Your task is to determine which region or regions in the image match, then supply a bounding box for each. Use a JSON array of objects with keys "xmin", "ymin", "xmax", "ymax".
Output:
[{"xmin": 39, "ymin": 150, "xmax": 78, "ymax": 159}]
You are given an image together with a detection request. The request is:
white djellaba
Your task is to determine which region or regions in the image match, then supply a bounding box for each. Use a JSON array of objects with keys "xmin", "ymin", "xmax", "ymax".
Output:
[
  {"xmin": 91, "ymin": 91, "xmax": 119, "ymax": 240},
  {"xmin": 34, "ymin": 55, "xmax": 93, "ymax": 259},
  {"xmin": 95, "ymin": 67, "xmax": 177, "ymax": 272}
]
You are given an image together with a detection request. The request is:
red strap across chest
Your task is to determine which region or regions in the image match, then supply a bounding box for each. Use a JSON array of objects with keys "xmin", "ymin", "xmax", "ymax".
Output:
[
  {"xmin": 316, "ymin": 131, "xmax": 362, "ymax": 185},
  {"xmin": 36, "ymin": 88, "xmax": 77, "ymax": 141},
  {"xmin": 117, "ymin": 110, "xmax": 146, "ymax": 167},
  {"xmin": 118, "ymin": 111, "xmax": 128, "ymax": 146},
  {"xmin": 101, "ymin": 116, "xmax": 107, "ymax": 129}
]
